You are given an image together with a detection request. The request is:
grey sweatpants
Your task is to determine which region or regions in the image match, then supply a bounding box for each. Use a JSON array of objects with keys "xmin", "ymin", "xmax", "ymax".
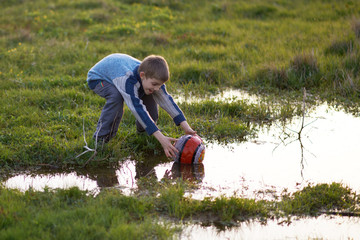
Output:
[{"xmin": 92, "ymin": 81, "xmax": 158, "ymax": 139}]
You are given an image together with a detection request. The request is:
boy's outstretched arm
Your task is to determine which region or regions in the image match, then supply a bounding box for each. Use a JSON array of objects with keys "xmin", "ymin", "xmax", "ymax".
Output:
[
  {"xmin": 180, "ymin": 121, "xmax": 196, "ymax": 135},
  {"xmin": 153, "ymin": 130, "xmax": 178, "ymax": 158}
]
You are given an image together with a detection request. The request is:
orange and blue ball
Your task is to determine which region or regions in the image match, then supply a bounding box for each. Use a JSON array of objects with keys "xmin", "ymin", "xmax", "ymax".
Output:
[{"xmin": 173, "ymin": 135, "xmax": 205, "ymax": 164}]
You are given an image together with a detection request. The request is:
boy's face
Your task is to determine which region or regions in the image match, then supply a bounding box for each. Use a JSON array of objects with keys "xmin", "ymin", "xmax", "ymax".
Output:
[{"xmin": 140, "ymin": 72, "xmax": 164, "ymax": 95}]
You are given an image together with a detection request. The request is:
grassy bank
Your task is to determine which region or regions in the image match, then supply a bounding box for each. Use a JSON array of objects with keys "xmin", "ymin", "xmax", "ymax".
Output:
[
  {"xmin": 1, "ymin": 1, "xmax": 360, "ymax": 237},
  {"xmin": 2, "ymin": 0, "xmax": 359, "ymax": 167},
  {"xmin": 1, "ymin": 181, "xmax": 359, "ymax": 239}
]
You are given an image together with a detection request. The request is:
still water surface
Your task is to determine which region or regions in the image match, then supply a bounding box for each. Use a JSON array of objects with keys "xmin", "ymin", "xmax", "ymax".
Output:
[
  {"xmin": 3, "ymin": 96, "xmax": 360, "ymax": 239},
  {"xmin": 180, "ymin": 215, "xmax": 360, "ymax": 240}
]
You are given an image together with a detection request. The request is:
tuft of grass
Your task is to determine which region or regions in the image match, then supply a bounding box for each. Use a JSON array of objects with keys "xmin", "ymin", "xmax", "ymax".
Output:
[
  {"xmin": 289, "ymin": 53, "xmax": 320, "ymax": 87},
  {"xmin": 344, "ymin": 51, "xmax": 360, "ymax": 77},
  {"xmin": 279, "ymin": 183, "xmax": 359, "ymax": 216},
  {"xmin": 325, "ymin": 39, "xmax": 355, "ymax": 56},
  {"xmin": 254, "ymin": 65, "xmax": 289, "ymax": 90},
  {"xmin": 352, "ymin": 18, "xmax": 360, "ymax": 39},
  {"xmin": 173, "ymin": 64, "xmax": 224, "ymax": 85},
  {"xmin": 238, "ymin": 4, "xmax": 279, "ymax": 20},
  {"xmin": 157, "ymin": 181, "xmax": 188, "ymax": 219},
  {"xmin": 208, "ymin": 196, "xmax": 270, "ymax": 223},
  {"xmin": 254, "ymin": 53, "xmax": 320, "ymax": 91}
]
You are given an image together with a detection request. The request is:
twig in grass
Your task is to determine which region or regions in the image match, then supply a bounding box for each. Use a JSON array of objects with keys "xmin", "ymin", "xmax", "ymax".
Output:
[
  {"xmin": 76, "ymin": 119, "xmax": 102, "ymax": 167},
  {"xmin": 125, "ymin": 161, "xmax": 135, "ymax": 187},
  {"xmin": 298, "ymin": 87, "xmax": 307, "ymax": 138},
  {"xmin": 272, "ymin": 88, "xmax": 318, "ymax": 179}
]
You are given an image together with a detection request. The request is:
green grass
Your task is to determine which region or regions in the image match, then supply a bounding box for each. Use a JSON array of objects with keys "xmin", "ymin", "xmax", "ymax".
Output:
[
  {"xmin": 1, "ymin": 0, "xmax": 360, "ymax": 167},
  {"xmin": 0, "ymin": 185, "xmax": 179, "ymax": 240},
  {"xmin": 0, "ymin": 181, "xmax": 358, "ymax": 239},
  {"xmin": 0, "ymin": 0, "xmax": 359, "ymax": 160},
  {"xmin": 1, "ymin": 1, "xmax": 360, "ymax": 237},
  {"xmin": 279, "ymin": 182, "xmax": 359, "ymax": 216}
]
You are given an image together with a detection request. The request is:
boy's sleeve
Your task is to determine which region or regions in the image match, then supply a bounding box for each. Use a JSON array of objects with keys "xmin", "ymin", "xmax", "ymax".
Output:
[
  {"xmin": 152, "ymin": 85, "xmax": 186, "ymax": 126},
  {"xmin": 113, "ymin": 73, "xmax": 159, "ymax": 135}
]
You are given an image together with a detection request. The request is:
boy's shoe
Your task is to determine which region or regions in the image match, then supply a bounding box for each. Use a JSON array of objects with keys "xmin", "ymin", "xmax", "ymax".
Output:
[
  {"xmin": 136, "ymin": 129, "xmax": 146, "ymax": 135},
  {"xmin": 95, "ymin": 134, "xmax": 110, "ymax": 143}
]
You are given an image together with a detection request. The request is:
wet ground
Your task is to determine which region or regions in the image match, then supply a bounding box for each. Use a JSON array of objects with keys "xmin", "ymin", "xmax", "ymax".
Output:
[
  {"xmin": 2, "ymin": 92, "xmax": 360, "ymax": 239},
  {"xmin": 5, "ymin": 102, "xmax": 360, "ymax": 198}
]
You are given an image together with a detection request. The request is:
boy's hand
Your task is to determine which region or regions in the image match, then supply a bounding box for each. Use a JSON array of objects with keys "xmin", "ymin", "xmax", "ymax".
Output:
[
  {"xmin": 180, "ymin": 121, "xmax": 197, "ymax": 135},
  {"xmin": 153, "ymin": 131, "xmax": 178, "ymax": 158}
]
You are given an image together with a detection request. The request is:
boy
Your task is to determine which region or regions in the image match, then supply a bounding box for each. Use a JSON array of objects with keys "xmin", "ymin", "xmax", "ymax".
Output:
[{"xmin": 87, "ymin": 53, "xmax": 196, "ymax": 158}]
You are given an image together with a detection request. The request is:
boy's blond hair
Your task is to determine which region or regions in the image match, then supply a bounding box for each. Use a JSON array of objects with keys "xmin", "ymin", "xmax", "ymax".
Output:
[{"xmin": 139, "ymin": 55, "xmax": 169, "ymax": 82}]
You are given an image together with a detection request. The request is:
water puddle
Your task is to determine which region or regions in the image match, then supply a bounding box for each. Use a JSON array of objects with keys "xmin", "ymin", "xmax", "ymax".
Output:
[
  {"xmin": 6, "ymin": 102, "xmax": 357, "ymax": 200},
  {"xmin": 180, "ymin": 215, "xmax": 360, "ymax": 239},
  {"xmin": 175, "ymin": 88, "xmax": 260, "ymax": 104},
  {"xmin": 2, "ymin": 94, "xmax": 360, "ymax": 238},
  {"xmin": 5, "ymin": 100, "xmax": 360, "ymax": 197},
  {"xmin": 193, "ymin": 102, "xmax": 360, "ymax": 200}
]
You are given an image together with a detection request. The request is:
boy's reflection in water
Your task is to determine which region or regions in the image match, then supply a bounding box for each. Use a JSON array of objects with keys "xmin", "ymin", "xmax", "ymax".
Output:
[
  {"xmin": 78, "ymin": 158, "xmax": 205, "ymax": 189},
  {"xmin": 76, "ymin": 167, "xmax": 119, "ymax": 188},
  {"xmin": 135, "ymin": 159, "xmax": 159, "ymax": 179}
]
